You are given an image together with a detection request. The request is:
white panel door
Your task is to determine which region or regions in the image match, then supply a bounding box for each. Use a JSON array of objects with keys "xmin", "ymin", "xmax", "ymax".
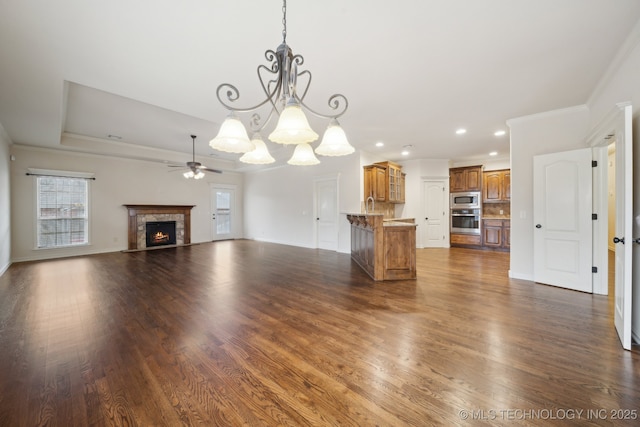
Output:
[
  {"xmin": 533, "ymin": 148, "xmax": 592, "ymax": 292},
  {"xmin": 315, "ymin": 178, "xmax": 338, "ymax": 251},
  {"xmin": 211, "ymin": 186, "xmax": 236, "ymax": 241},
  {"xmin": 422, "ymin": 180, "xmax": 447, "ymax": 248},
  {"xmin": 612, "ymin": 104, "xmax": 633, "ymax": 350}
]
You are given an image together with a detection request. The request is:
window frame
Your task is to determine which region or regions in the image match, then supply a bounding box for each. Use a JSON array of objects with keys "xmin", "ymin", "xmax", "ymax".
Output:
[{"xmin": 32, "ymin": 170, "xmax": 93, "ymax": 249}]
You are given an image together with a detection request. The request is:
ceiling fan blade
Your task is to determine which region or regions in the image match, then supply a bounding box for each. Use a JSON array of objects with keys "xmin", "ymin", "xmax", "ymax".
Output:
[{"xmin": 199, "ymin": 166, "xmax": 223, "ymax": 174}]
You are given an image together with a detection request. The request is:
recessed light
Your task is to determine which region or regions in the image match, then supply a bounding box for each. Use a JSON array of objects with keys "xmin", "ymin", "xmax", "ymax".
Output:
[
  {"xmin": 456, "ymin": 128, "xmax": 467, "ymax": 135},
  {"xmin": 375, "ymin": 141, "xmax": 384, "ymax": 147},
  {"xmin": 401, "ymin": 150, "xmax": 410, "ymax": 156},
  {"xmin": 494, "ymin": 130, "xmax": 506, "ymax": 136},
  {"xmin": 489, "ymin": 151, "xmax": 498, "ymax": 156}
]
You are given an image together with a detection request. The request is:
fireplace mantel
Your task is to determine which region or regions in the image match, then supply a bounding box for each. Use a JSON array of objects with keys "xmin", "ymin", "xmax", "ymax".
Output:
[{"xmin": 124, "ymin": 205, "xmax": 195, "ymax": 250}]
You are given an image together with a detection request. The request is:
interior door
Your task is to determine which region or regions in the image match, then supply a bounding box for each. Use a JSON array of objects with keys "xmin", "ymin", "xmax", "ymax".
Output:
[
  {"xmin": 422, "ymin": 180, "xmax": 447, "ymax": 248},
  {"xmin": 533, "ymin": 148, "xmax": 592, "ymax": 292},
  {"xmin": 315, "ymin": 178, "xmax": 338, "ymax": 251},
  {"xmin": 612, "ymin": 104, "xmax": 633, "ymax": 350},
  {"xmin": 211, "ymin": 186, "xmax": 235, "ymax": 241}
]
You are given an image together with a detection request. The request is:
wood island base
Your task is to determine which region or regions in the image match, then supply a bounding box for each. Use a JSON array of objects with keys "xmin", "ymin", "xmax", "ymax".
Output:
[{"xmin": 346, "ymin": 214, "xmax": 417, "ymax": 281}]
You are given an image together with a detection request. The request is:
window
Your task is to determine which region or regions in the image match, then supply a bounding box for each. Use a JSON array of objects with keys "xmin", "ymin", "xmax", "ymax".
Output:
[{"xmin": 36, "ymin": 176, "xmax": 89, "ymax": 248}]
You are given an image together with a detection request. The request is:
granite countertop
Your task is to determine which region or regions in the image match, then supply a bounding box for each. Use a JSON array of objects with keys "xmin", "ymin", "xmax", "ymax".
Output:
[{"xmin": 383, "ymin": 221, "xmax": 418, "ymax": 227}]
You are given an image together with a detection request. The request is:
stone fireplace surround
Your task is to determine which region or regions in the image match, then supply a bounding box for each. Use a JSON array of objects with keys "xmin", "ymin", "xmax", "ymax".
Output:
[{"xmin": 124, "ymin": 205, "xmax": 195, "ymax": 251}]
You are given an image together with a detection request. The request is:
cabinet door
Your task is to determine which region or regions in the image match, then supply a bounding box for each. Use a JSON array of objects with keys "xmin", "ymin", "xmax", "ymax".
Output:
[
  {"xmin": 466, "ymin": 168, "xmax": 482, "ymax": 191},
  {"xmin": 483, "ymin": 226, "xmax": 502, "ymax": 246},
  {"xmin": 399, "ymin": 173, "xmax": 406, "ymax": 203},
  {"xmin": 388, "ymin": 166, "xmax": 397, "ymax": 202},
  {"xmin": 450, "ymin": 169, "xmax": 466, "ymax": 192},
  {"xmin": 503, "ymin": 171, "xmax": 511, "ymax": 200},
  {"xmin": 374, "ymin": 166, "xmax": 387, "ymax": 201},
  {"xmin": 483, "ymin": 172, "xmax": 502, "ymax": 202},
  {"xmin": 364, "ymin": 167, "xmax": 372, "ymax": 199},
  {"xmin": 503, "ymin": 221, "xmax": 510, "ymax": 248}
]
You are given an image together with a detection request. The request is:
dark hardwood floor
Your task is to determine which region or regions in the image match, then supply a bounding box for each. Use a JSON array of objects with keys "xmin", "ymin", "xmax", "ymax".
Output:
[{"xmin": 0, "ymin": 240, "xmax": 638, "ymax": 426}]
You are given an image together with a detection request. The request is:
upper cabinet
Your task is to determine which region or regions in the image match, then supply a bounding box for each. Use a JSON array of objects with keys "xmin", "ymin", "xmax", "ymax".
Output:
[
  {"xmin": 482, "ymin": 169, "xmax": 511, "ymax": 203},
  {"xmin": 363, "ymin": 161, "xmax": 405, "ymax": 204},
  {"xmin": 450, "ymin": 165, "xmax": 483, "ymax": 192},
  {"xmin": 364, "ymin": 164, "xmax": 387, "ymax": 202}
]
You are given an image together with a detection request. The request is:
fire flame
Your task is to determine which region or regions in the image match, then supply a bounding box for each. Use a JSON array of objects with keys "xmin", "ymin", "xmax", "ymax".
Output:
[{"xmin": 153, "ymin": 231, "xmax": 170, "ymax": 243}]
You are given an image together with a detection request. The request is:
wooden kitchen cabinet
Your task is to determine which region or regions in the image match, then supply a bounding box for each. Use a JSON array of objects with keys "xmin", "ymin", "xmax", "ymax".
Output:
[
  {"xmin": 364, "ymin": 161, "xmax": 405, "ymax": 204},
  {"xmin": 482, "ymin": 219, "xmax": 510, "ymax": 251},
  {"xmin": 450, "ymin": 233, "xmax": 481, "ymax": 247},
  {"xmin": 482, "ymin": 169, "xmax": 510, "ymax": 202},
  {"xmin": 450, "ymin": 165, "xmax": 482, "ymax": 192},
  {"xmin": 364, "ymin": 164, "xmax": 387, "ymax": 202}
]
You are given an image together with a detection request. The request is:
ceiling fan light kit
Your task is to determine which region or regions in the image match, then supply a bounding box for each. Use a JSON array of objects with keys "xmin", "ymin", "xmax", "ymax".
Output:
[
  {"xmin": 211, "ymin": 0, "xmax": 354, "ymax": 166},
  {"xmin": 174, "ymin": 135, "xmax": 222, "ymax": 179}
]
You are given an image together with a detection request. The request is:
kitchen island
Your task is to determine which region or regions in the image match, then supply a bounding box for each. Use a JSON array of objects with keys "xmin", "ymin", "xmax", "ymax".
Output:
[{"xmin": 346, "ymin": 214, "xmax": 417, "ymax": 281}]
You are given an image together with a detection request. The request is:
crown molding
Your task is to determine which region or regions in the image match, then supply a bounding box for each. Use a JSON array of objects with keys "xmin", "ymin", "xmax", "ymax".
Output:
[{"xmin": 506, "ymin": 104, "xmax": 588, "ymax": 127}]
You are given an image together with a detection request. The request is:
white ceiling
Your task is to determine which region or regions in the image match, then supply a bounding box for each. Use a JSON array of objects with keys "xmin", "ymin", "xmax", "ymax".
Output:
[{"xmin": 1, "ymin": 0, "xmax": 640, "ymax": 171}]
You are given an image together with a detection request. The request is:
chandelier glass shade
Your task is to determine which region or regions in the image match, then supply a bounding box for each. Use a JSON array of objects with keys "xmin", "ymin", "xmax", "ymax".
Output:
[
  {"xmin": 239, "ymin": 134, "xmax": 276, "ymax": 164},
  {"xmin": 287, "ymin": 143, "xmax": 320, "ymax": 166},
  {"xmin": 315, "ymin": 119, "xmax": 354, "ymax": 156},
  {"xmin": 268, "ymin": 98, "xmax": 319, "ymax": 144},
  {"xmin": 211, "ymin": 0, "xmax": 354, "ymax": 165},
  {"xmin": 209, "ymin": 112, "xmax": 254, "ymax": 154}
]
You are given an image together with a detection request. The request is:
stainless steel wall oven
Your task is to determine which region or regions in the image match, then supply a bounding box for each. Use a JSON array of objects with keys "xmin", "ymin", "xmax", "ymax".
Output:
[{"xmin": 451, "ymin": 208, "xmax": 480, "ymax": 235}]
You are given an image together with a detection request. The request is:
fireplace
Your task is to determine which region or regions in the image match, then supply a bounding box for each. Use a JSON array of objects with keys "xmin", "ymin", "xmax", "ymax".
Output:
[
  {"xmin": 124, "ymin": 205, "xmax": 195, "ymax": 251},
  {"xmin": 146, "ymin": 221, "xmax": 177, "ymax": 247}
]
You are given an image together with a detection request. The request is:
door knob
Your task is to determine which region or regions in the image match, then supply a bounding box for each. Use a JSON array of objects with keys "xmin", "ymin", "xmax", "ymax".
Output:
[
  {"xmin": 316, "ymin": 218, "xmax": 320, "ymax": 220},
  {"xmin": 535, "ymin": 224, "xmax": 542, "ymax": 229},
  {"xmin": 613, "ymin": 236, "xmax": 625, "ymax": 244},
  {"xmin": 634, "ymin": 238, "xmax": 640, "ymax": 244},
  {"xmin": 425, "ymin": 217, "xmax": 428, "ymax": 220}
]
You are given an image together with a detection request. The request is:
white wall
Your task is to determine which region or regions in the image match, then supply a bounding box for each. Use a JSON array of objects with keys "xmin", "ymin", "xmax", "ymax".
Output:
[
  {"xmin": 507, "ymin": 106, "xmax": 590, "ymax": 280},
  {"xmin": 396, "ymin": 159, "xmax": 450, "ymax": 247},
  {"xmin": 0, "ymin": 123, "xmax": 11, "ymax": 274},
  {"xmin": 243, "ymin": 153, "xmax": 360, "ymax": 253},
  {"xmin": 10, "ymin": 144, "xmax": 243, "ymax": 262}
]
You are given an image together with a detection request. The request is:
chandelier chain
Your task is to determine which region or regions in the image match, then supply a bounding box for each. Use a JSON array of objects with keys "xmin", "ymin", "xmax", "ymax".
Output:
[{"xmin": 282, "ymin": 0, "xmax": 287, "ymax": 43}]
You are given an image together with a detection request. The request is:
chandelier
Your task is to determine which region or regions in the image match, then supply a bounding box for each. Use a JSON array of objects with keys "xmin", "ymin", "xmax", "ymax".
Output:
[{"xmin": 210, "ymin": 0, "xmax": 355, "ymax": 165}]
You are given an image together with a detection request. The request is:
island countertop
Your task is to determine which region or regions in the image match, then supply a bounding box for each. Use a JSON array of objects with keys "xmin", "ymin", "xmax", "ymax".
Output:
[{"xmin": 343, "ymin": 214, "xmax": 416, "ymax": 226}]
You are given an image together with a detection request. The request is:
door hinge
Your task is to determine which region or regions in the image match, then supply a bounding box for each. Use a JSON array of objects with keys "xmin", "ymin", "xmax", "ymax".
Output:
[
  {"xmin": 592, "ymin": 160, "xmax": 598, "ymax": 167},
  {"xmin": 592, "ymin": 266, "xmax": 598, "ymax": 273},
  {"xmin": 592, "ymin": 213, "xmax": 598, "ymax": 220}
]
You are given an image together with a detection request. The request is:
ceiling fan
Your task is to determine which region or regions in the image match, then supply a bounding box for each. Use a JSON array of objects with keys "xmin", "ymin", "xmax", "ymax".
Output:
[{"xmin": 170, "ymin": 135, "xmax": 222, "ymax": 179}]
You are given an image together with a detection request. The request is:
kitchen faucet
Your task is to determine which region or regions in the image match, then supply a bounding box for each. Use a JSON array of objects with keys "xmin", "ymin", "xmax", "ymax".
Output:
[{"xmin": 365, "ymin": 196, "xmax": 375, "ymax": 214}]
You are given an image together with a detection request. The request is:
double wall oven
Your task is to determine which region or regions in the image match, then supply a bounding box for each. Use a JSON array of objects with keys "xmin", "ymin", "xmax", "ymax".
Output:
[{"xmin": 450, "ymin": 192, "xmax": 481, "ymax": 235}]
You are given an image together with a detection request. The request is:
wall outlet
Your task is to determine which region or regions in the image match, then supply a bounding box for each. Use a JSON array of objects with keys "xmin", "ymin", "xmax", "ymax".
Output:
[{"xmin": 499, "ymin": 209, "xmax": 504, "ymax": 215}]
